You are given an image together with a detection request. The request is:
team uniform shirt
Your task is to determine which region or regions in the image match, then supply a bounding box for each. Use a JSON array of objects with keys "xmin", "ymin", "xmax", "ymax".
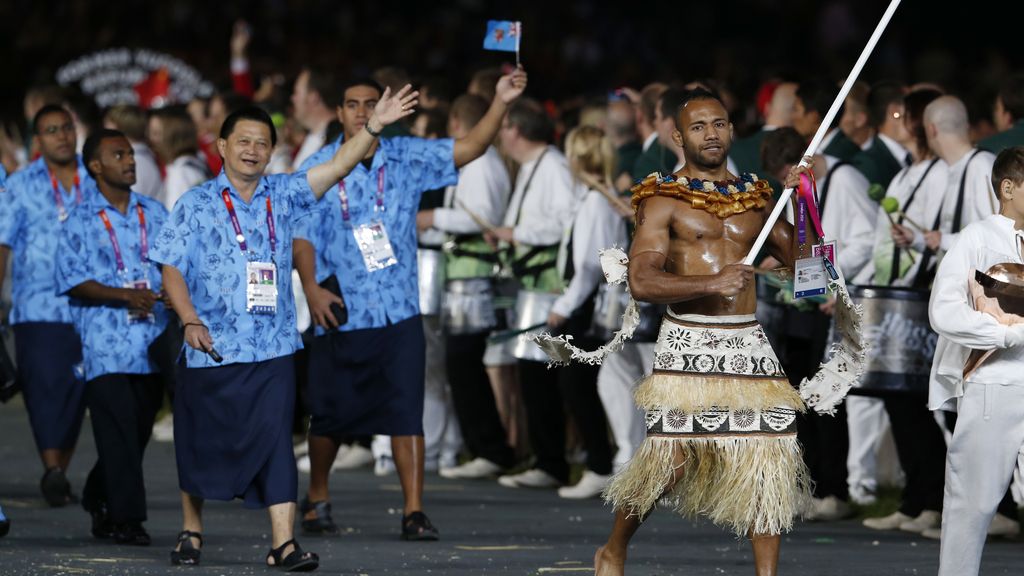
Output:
[
  {"xmin": 158, "ymin": 154, "xmax": 209, "ymax": 211},
  {"xmin": 502, "ymin": 145, "xmax": 577, "ymax": 246},
  {"xmin": 551, "ymin": 187, "xmax": 628, "ymax": 318},
  {"xmin": 295, "ymin": 136, "xmax": 458, "ymax": 332},
  {"xmin": 817, "ymin": 156, "xmax": 878, "ymax": 284},
  {"xmin": 149, "ymin": 170, "xmax": 316, "ymax": 368},
  {"xmin": 131, "ymin": 140, "xmax": 163, "ymax": 200},
  {"xmin": 929, "ymin": 214, "xmax": 1024, "ymax": 410},
  {"xmin": 932, "ymin": 149, "xmax": 997, "ymax": 252},
  {"xmin": 433, "ymin": 146, "xmax": 510, "ymax": 235},
  {"xmin": 56, "ymin": 189, "xmax": 168, "ymax": 381},
  {"xmin": 0, "ymin": 157, "xmax": 92, "ymax": 324}
]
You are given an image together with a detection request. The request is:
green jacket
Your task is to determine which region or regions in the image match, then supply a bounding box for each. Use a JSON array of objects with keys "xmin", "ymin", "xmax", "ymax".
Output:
[
  {"xmin": 822, "ymin": 131, "xmax": 862, "ymax": 162},
  {"xmin": 729, "ymin": 129, "xmax": 769, "ymax": 175},
  {"xmin": 851, "ymin": 136, "xmax": 903, "ymax": 190},
  {"xmin": 979, "ymin": 121, "xmax": 1024, "ymax": 155},
  {"xmin": 616, "ymin": 141, "xmax": 643, "ymax": 180},
  {"xmin": 632, "ymin": 141, "xmax": 676, "ymax": 180}
]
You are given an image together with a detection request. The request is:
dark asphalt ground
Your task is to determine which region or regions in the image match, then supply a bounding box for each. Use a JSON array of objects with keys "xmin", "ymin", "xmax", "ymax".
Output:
[{"xmin": 1, "ymin": 399, "xmax": 1022, "ymax": 575}]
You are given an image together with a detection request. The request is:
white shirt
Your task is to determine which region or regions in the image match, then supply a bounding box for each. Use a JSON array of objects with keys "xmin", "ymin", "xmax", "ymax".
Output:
[
  {"xmin": 291, "ymin": 126, "xmax": 327, "ymax": 172},
  {"xmin": 551, "ymin": 188, "xmax": 628, "ymax": 318},
  {"xmin": 870, "ymin": 158, "xmax": 949, "ymax": 286},
  {"xmin": 159, "ymin": 154, "xmax": 209, "ymax": 211},
  {"xmin": 641, "ymin": 132, "xmax": 658, "ymax": 153},
  {"xmin": 503, "ymin": 145, "xmax": 577, "ymax": 247},
  {"xmin": 131, "ymin": 141, "xmax": 163, "ymax": 200},
  {"xmin": 878, "ymin": 133, "xmax": 911, "ymax": 168},
  {"xmin": 929, "ymin": 214, "xmax": 1024, "ymax": 410},
  {"xmin": 434, "ymin": 146, "xmax": 510, "ymax": 235},
  {"xmin": 935, "ymin": 148, "xmax": 998, "ymax": 251},
  {"xmin": 819, "ymin": 155, "xmax": 876, "ymax": 284}
]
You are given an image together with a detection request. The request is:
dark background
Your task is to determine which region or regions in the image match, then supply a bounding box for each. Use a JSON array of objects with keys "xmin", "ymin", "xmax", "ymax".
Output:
[{"xmin": 0, "ymin": 0, "xmax": 1019, "ymax": 131}]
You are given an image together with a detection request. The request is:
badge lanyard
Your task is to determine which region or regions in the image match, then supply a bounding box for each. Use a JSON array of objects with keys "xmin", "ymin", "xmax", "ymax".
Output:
[
  {"xmin": 50, "ymin": 169, "xmax": 82, "ymax": 221},
  {"xmin": 221, "ymin": 188, "xmax": 276, "ymax": 260},
  {"xmin": 98, "ymin": 204, "xmax": 149, "ymax": 277},
  {"xmin": 338, "ymin": 166, "xmax": 386, "ymax": 225}
]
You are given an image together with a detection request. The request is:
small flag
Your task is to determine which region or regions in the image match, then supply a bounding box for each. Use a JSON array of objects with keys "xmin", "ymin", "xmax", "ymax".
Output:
[
  {"xmin": 483, "ymin": 20, "xmax": 521, "ymax": 53},
  {"xmin": 134, "ymin": 67, "xmax": 170, "ymax": 109}
]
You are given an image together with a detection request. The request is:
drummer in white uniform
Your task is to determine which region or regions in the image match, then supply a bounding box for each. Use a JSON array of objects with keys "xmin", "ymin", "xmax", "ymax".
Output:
[
  {"xmin": 416, "ymin": 94, "xmax": 516, "ymax": 479},
  {"xmin": 485, "ymin": 98, "xmax": 577, "ymax": 489}
]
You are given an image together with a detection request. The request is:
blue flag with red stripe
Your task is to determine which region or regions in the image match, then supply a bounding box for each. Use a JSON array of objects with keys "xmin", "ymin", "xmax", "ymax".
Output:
[{"xmin": 483, "ymin": 20, "xmax": 521, "ymax": 52}]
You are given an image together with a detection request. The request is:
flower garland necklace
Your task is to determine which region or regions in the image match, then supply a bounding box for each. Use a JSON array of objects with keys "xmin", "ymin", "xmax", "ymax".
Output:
[{"xmin": 630, "ymin": 171, "xmax": 774, "ymax": 219}]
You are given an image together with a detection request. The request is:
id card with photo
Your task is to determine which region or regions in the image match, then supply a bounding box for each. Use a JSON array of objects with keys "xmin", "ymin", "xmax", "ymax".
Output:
[
  {"xmin": 794, "ymin": 256, "xmax": 828, "ymax": 299},
  {"xmin": 353, "ymin": 221, "xmax": 397, "ymax": 272},
  {"xmin": 125, "ymin": 279, "xmax": 154, "ymax": 323},
  {"xmin": 246, "ymin": 261, "xmax": 278, "ymax": 315}
]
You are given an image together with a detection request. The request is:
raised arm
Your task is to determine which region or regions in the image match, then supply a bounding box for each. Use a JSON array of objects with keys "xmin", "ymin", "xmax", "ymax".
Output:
[
  {"xmin": 305, "ymin": 85, "xmax": 420, "ymax": 198},
  {"xmin": 627, "ymin": 196, "xmax": 752, "ymax": 304},
  {"xmin": 452, "ymin": 67, "xmax": 528, "ymax": 168}
]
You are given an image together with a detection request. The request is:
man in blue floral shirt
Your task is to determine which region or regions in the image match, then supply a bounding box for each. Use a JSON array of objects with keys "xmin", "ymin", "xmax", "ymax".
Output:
[
  {"xmin": 0, "ymin": 104, "xmax": 91, "ymax": 507},
  {"xmin": 56, "ymin": 129, "xmax": 169, "ymax": 546},
  {"xmin": 150, "ymin": 87, "xmax": 416, "ymax": 571},
  {"xmin": 293, "ymin": 67, "xmax": 527, "ymax": 541}
]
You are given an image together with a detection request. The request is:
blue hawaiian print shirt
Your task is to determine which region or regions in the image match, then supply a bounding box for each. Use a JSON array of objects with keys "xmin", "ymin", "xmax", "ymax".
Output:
[
  {"xmin": 149, "ymin": 170, "xmax": 316, "ymax": 368},
  {"xmin": 0, "ymin": 156, "xmax": 93, "ymax": 325},
  {"xmin": 56, "ymin": 188, "xmax": 169, "ymax": 381},
  {"xmin": 296, "ymin": 137, "xmax": 458, "ymax": 333}
]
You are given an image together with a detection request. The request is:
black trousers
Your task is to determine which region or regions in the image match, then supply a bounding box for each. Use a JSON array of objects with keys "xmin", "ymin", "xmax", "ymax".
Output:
[
  {"xmin": 782, "ymin": 309, "xmax": 850, "ymax": 500},
  {"xmin": 82, "ymin": 373, "xmax": 162, "ymax": 524},
  {"xmin": 445, "ymin": 332, "xmax": 514, "ymax": 468},
  {"xmin": 518, "ymin": 306, "xmax": 613, "ymax": 483},
  {"xmin": 884, "ymin": 394, "xmax": 947, "ymax": 516}
]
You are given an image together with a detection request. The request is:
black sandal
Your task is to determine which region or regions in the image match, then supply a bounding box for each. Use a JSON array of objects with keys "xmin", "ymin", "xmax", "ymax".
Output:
[
  {"xmin": 300, "ymin": 498, "xmax": 339, "ymax": 535},
  {"xmin": 266, "ymin": 538, "xmax": 319, "ymax": 572},
  {"xmin": 170, "ymin": 530, "xmax": 202, "ymax": 566},
  {"xmin": 401, "ymin": 511, "xmax": 439, "ymax": 541}
]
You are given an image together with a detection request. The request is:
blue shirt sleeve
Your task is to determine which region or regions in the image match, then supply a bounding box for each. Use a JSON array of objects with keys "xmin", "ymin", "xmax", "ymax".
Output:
[
  {"xmin": 284, "ymin": 170, "xmax": 316, "ymax": 213},
  {"xmin": 0, "ymin": 173, "xmax": 23, "ymax": 247},
  {"xmin": 55, "ymin": 209, "xmax": 95, "ymax": 295},
  {"xmin": 149, "ymin": 192, "xmax": 195, "ymax": 275}
]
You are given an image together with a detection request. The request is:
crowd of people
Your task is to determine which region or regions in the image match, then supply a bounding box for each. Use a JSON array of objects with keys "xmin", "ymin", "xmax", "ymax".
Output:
[{"xmin": 2, "ymin": 18, "xmax": 1024, "ymax": 576}]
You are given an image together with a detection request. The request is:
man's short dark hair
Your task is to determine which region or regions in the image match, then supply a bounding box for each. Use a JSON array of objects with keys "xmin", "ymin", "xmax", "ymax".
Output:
[
  {"xmin": 672, "ymin": 87, "xmax": 727, "ymax": 129},
  {"xmin": 450, "ymin": 94, "xmax": 489, "ymax": 129},
  {"xmin": 303, "ymin": 68, "xmax": 339, "ymax": 110},
  {"xmin": 82, "ymin": 128, "xmax": 127, "ymax": 178},
  {"xmin": 761, "ymin": 127, "xmax": 806, "ymax": 177},
  {"xmin": 337, "ymin": 78, "xmax": 384, "ymax": 106},
  {"xmin": 33, "ymin": 104, "xmax": 72, "ymax": 134},
  {"xmin": 219, "ymin": 106, "xmax": 277, "ymax": 147},
  {"xmin": 992, "ymin": 146, "xmax": 1024, "ymax": 195},
  {"xmin": 796, "ymin": 79, "xmax": 836, "ymax": 120},
  {"xmin": 998, "ymin": 73, "xmax": 1024, "ymax": 123},
  {"xmin": 506, "ymin": 98, "xmax": 553, "ymax": 143},
  {"xmin": 867, "ymin": 81, "xmax": 905, "ymax": 128}
]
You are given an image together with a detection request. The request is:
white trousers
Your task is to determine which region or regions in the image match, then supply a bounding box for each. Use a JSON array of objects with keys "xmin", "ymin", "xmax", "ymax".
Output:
[
  {"xmin": 373, "ymin": 316, "xmax": 462, "ymax": 469},
  {"xmin": 938, "ymin": 382, "xmax": 1024, "ymax": 576},
  {"xmin": 845, "ymin": 395, "xmax": 888, "ymax": 492},
  {"xmin": 596, "ymin": 342, "xmax": 654, "ymax": 471}
]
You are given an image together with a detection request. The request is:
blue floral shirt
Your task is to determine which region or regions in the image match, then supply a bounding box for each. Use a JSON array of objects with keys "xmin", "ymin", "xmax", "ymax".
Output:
[
  {"xmin": 56, "ymin": 188, "xmax": 169, "ymax": 381},
  {"xmin": 296, "ymin": 137, "xmax": 458, "ymax": 333},
  {"xmin": 0, "ymin": 157, "xmax": 93, "ymax": 325},
  {"xmin": 149, "ymin": 170, "xmax": 316, "ymax": 368}
]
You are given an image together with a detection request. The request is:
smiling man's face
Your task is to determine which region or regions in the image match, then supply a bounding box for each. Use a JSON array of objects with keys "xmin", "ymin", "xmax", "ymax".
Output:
[
  {"xmin": 218, "ymin": 119, "xmax": 272, "ymax": 180},
  {"xmin": 673, "ymin": 98, "xmax": 733, "ymax": 170}
]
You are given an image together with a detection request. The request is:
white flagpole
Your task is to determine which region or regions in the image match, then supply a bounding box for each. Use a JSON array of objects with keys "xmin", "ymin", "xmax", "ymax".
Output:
[
  {"xmin": 515, "ymin": 21, "xmax": 521, "ymax": 67},
  {"xmin": 742, "ymin": 0, "xmax": 903, "ymax": 265}
]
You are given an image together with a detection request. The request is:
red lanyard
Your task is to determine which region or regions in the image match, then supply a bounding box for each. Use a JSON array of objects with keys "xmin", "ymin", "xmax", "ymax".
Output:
[
  {"xmin": 221, "ymin": 189, "xmax": 276, "ymax": 256},
  {"xmin": 50, "ymin": 169, "xmax": 82, "ymax": 220},
  {"xmin": 98, "ymin": 204, "xmax": 148, "ymax": 274},
  {"xmin": 338, "ymin": 166, "xmax": 386, "ymax": 224}
]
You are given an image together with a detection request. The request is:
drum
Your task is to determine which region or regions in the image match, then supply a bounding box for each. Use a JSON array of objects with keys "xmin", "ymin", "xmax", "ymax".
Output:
[
  {"xmin": 442, "ymin": 278, "xmax": 497, "ymax": 335},
  {"xmin": 587, "ymin": 283, "xmax": 664, "ymax": 343},
  {"xmin": 417, "ymin": 249, "xmax": 445, "ymax": 316},
  {"xmin": 510, "ymin": 290, "xmax": 561, "ymax": 362},
  {"xmin": 849, "ymin": 285, "xmax": 937, "ymax": 394}
]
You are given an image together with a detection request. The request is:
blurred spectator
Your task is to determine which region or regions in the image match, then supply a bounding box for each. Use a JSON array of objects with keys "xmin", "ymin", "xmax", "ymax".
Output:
[
  {"xmin": 290, "ymin": 68, "xmax": 337, "ymax": 170},
  {"xmin": 980, "ymin": 73, "xmax": 1024, "ymax": 154},
  {"xmin": 102, "ymin": 105, "xmax": 162, "ymax": 199},
  {"xmin": 148, "ymin": 106, "xmax": 209, "ymax": 210}
]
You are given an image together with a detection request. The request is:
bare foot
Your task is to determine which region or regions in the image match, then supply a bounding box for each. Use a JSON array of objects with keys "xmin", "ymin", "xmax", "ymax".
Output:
[{"xmin": 594, "ymin": 545, "xmax": 625, "ymax": 576}]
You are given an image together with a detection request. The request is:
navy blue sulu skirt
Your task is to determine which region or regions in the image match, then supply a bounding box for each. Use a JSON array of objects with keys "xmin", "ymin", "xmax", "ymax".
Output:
[
  {"xmin": 174, "ymin": 355, "xmax": 297, "ymax": 509},
  {"xmin": 307, "ymin": 315, "xmax": 425, "ymax": 438},
  {"xmin": 13, "ymin": 322, "xmax": 86, "ymax": 451}
]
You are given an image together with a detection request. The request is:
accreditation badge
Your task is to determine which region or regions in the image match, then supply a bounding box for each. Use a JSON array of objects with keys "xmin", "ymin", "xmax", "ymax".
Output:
[
  {"xmin": 794, "ymin": 256, "xmax": 828, "ymax": 299},
  {"xmin": 246, "ymin": 261, "xmax": 278, "ymax": 315},
  {"xmin": 353, "ymin": 221, "xmax": 398, "ymax": 272},
  {"xmin": 125, "ymin": 278, "xmax": 155, "ymax": 323}
]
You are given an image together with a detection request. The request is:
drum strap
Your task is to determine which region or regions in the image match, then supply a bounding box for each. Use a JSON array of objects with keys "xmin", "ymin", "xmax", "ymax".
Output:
[
  {"xmin": 914, "ymin": 150, "xmax": 983, "ymax": 288},
  {"xmin": 888, "ymin": 158, "xmax": 940, "ymax": 285},
  {"xmin": 816, "ymin": 161, "xmax": 847, "ymax": 216}
]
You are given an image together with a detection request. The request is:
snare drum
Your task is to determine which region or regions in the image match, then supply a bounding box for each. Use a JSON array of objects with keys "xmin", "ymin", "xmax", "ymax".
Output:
[
  {"xmin": 510, "ymin": 290, "xmax": 560, "ymax": 362},
  {"xmin": 587, "ymin": 283, "xmax": 664, "ymax": 343},
  {"xmin": 442, "ymin": 278, "xmax": 497, "ymax": 335},
  {"xmin": 849, "ymin": 285, "xmax": 937, "ymax": 394},
  {"xmin": 417, "ymin": 248, "xmax": 445, "ymax": 316}
]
